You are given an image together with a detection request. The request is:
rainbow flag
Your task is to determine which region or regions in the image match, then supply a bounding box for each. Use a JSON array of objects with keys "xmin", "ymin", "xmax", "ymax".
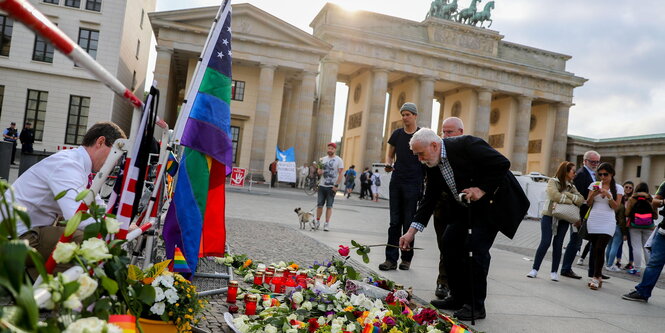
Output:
[
  {"xmin": 450, "ymin": 324, "xmax": 470, "ymax": 333},
  {"xmin": 108, "ymin": 315, "xmax": 136, "ymax": 333},
  {"xmin": 166, "ymin": 151, "xmax": 179, "ymax": 177},
  {"xmin": 163, "ymin": 0, "xmax": 232, "ymax": 273},
  {"xmin": 172, "ymin": 246, "xmax": 191, "ymax": 273}
]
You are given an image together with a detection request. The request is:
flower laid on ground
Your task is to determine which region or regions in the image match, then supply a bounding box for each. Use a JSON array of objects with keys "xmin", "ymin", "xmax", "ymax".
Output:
[{"xmin": 63, "ymin": 317, "xmax": 122, "ymax": 333}]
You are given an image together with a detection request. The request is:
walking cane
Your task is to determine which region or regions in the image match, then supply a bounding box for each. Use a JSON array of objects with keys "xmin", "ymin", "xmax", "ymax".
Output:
[{"xmin": 459, "ymin": 193, "xmax": 476, "ymax": 325}]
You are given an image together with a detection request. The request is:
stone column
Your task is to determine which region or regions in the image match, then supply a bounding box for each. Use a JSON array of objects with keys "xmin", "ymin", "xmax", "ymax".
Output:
[
  {"xmin": 364, "ymin": 68, "xmax": 389, "ymax": 168},
  {"xmin": 284, "ymin": 83, "xmax": 300, "ymax": 149},
  {"xmin": 314, "ymin": 60, "xmax": 339, "ymax": 158},
  {"xmin": 417, "ymin": 76, "xmax": 435, "ymax": 128},
  {"xmin": 512, "ymin": 96, "xmax": 532, "ymax": 174},
  {"xmin": 294, "ymin": 71, "xmax": 317, "ymax": 166},
  {"xmin": 277, "ymin": 82, "xmax": 293, "ymax": 149},
  {"xmin": 475, "ymin": 88, "xmax": 492, "ymax": 140},
  {"xmin": 249, "ymin": 64, "xmax": 276, "ymax": 178},
  {"xmin": 154, "ymin": 46, "xmax": 174, "ymax": 124},
  {"xmin": 549, "ymin": 103, "xmax": 571, "ymax": 176},
  {"xmin": 437, "ymin": 95, "xmax": 446, "ymax": 135},
  {"xmin": 641, "ymin": 155, "xmax": 651, "ymax": 187},
  {"xmin": 615, "ymin": 156, "xmax": 625, "ymax": 182}
]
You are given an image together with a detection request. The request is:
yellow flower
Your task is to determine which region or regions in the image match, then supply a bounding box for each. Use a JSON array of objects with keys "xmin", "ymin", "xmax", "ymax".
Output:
[
  {"xmin": 289, "ymin": 263, "xmax": 299, "ymax": 270},
  {"xmin": 343, "ymin": 306, "xmax": 354, "ymax": 312},
  {"xmin": 242, "ymin": 259, "xmax": 253, "ymax": 268},
  {"xmin": 388, "ymin": 328, "xmax": 403, "ymax": 333},
  {"xmin": 189, "ymin": 308, "xmax": 193, "ymax": 312}
]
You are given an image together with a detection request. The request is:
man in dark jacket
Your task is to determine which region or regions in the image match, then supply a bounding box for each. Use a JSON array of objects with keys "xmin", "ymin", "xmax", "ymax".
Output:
[
  {"xmin": 399, "ymin": 128, "xmax": 511, "ymax": 321},
  {"xmin": 20, "ymin": 122, "xmax": 35, "ymax": 154},
  {"xmin": 560, "ymin": 150, "xmax": 600, "ymax": 279}
]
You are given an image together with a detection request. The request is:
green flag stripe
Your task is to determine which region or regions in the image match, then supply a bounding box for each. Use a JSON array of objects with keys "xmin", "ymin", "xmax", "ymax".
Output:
[{"xmin": 199, "ymin": 67, "xmax": 231, "ymax": 104}]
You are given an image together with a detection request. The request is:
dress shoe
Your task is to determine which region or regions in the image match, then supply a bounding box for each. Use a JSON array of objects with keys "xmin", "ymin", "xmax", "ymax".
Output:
[
  {"xmin": 588, "ymin": 274, "xmax": 610, "ymax": 280},
  {"xmin": 430, "ymin": 296, "xmax": 463, "ymax": 310},
  {"xmin": 398, "ymin": 261, "xmax": 411, "ymax": 270},
  {"xmin": 435, "ymin": 284, "xmax": 449, "ymax": 299},
  {"xmin": 453, "ymin": 305, "xmax": 486, "ymax": 321},
  {"xmin": 560, "ymin": 271, "xmax": 582, "ymax": 279},
  {"xmin": 378, "ymin": 261, "xmax": 397, "ymax": 271}
]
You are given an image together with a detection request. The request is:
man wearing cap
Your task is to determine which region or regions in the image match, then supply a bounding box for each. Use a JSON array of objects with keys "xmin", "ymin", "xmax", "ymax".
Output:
[
  {"xmin": 316, "ymin": 142, "xmax": 344, "ymax": 231},
  {"xmin": 3, "ymin": 122, "xmax": 19, "ymax": 164},
  {"xmin": 379, "ymin": 102, "xmax": 425, "ymax": 271}
]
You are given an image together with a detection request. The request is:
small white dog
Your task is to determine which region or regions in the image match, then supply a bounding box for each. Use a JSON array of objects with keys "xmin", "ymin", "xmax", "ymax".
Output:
[{"xmin": 294, "ymin": 207, "xmax": 316, "ymax": 230}]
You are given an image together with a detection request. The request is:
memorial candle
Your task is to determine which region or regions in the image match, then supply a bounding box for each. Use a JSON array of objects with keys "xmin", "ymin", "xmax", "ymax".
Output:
[
  {"xmin": 226, "ymin": 280, "xmax": 238, "ymax": 303},
  {"xmin": 253, "ymin": 271, "xmax": 264, "ymax": 285},
  {"xmin": 264, "ymin": 271, "xmax": 274, "ymax": 284},
  {"xmin": 245, "ymin": 294, "xmax": 258, "ymax": 315}
]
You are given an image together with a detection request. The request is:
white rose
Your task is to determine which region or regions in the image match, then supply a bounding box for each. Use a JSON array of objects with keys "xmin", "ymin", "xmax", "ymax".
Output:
[
  {"xmin": 243, "ymin": 272, "xmax": 254, "ymax": 283},
  {"xmin": 317, "ymin": 316, "xmax": 326, "ymax": 325},
  {"xmin": 154, "ymin": 286, "xmax": 165, "ymax": 302},
  {"xmin": 53, "ymin": 242, "xmax": 78, "ymax": 264},
  {"xmin": 346, "ymin": 323, "xmax": 356, "ymax": 332},
  {"xmin": 256, "ymin": 263, "xmax": 267, "ymax": 270},
  {"xmin": 291, "ymin": 291, "xmax": 303, "ymax": 305},
  {"xmin": 75, "ymin": 274, "xmax": 98, "ymax": 300},
  {"xmin": 224, "ymin": 256, "xmax": 235, "ymax": 265},
  {"xmin": 164, "ymin": 288, "xmax": 179, "ymax": 304},
  {"xmin": 78, "ymin": 238, "xmax": 112, "ymax": 262},
  {"xmin": 63, "ymin": 295, "xmax": 82, "ymax": 310},
  {"xmin": 107, "ymin": 324, "xmax": 123, "ymax": 333},
  {"xmin": 150, "ymin": 302, "xmax": 166, "ymax": 316},
  {"xmin": 317, "ymin": 304, "xmax": 326, "ymax": 311},
  {"xmin": 264, "ymin": 324, "xmax": 277, "ymax": 333},
  {"xmin": 105, "ymin": 217, "xmax": 120, "ymax": 234},
  {"xmin": 63, "ymin": 317, "xmax": 106, "ymax": 333},
  {"xmin": 301, "ymin": 301, "xmax": 313, "ymax": 310},
  {"xmin": 286, "ymin": 314, "xmax": 297, "ymax": 322},
  {"xmin": 285, "ymin": 329, "xmax": 298, "ymax": 333},
  {"xmin": 277, "ymin": 261, "xmax": 287, "ymax": 268}
]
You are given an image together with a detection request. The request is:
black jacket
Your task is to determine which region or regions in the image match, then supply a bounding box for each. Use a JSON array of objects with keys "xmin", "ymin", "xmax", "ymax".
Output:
[
  {"xmin": 573, "ymin": 166, "xmax": 594, "ymax": 199},
  {"xmin": 20, "ymin": 128, "xmax": 34, "ymax": 145},
  {"xmin": 413, "ymin": 135, "xmax": 510, "ymax": 229}
]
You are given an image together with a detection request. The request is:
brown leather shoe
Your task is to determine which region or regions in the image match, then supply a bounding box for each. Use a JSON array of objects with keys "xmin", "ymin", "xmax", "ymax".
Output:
[
  {"xmin": 399, "ymin": 261, "xmax": 411, "ymax": 270},
  {"xmin": 378, "ymin": 261, "xmax": 397, "ymax": 271}
]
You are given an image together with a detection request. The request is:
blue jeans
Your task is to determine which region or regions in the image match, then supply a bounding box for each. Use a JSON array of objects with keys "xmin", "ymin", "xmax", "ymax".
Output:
[
  {"xmin": 561, "ymin": 224, "xmax": 582, "ymax": 273},
  {"xmin": 635, "ymin": 230, "xmax": 665, "ymax": 299},
  {"xmin": 385, "ymin": 181, "xmax": 422, "ymax": 263},
  {"xmin": 532, "ymin": 215, "xmax": 569, "ymax": 272},
  {"xmin": 605, "ymin": 225, "xmax": 623, "ymax": 265}
]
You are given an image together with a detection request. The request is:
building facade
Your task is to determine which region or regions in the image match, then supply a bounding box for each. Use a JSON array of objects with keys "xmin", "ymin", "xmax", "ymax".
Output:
[
  {"xmin": 151, "ymin": 3, "xmax": 589, "ymax": 180},
  {"xmin": 568, "ymin": 134, "xmax": 665, "ymax": 191},
  {"xmin": 0, "ymin": 0, "xmax": 155, "ymax": 151}
]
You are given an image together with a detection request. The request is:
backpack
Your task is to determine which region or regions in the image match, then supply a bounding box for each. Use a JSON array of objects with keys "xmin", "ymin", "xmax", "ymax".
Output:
[
  {"xmin": 630, "ymin": 196, "xmax": 654, "ymax": 228},
  {"xmin": 346, "ymin": 171, "xmax": 355, "ymax": 184},
  {"xmin": 360, "ymin": 172, "xmax": 367, "ymax": 183},
  {"xmin": 374, "ymin": 175, "xmax": 381, "ymax": 186}
]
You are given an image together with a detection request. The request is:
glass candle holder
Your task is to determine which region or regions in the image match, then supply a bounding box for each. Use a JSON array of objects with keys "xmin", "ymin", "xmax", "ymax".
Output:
[
  {"xmin": 264, "ymin": 271, "xmax": 274, "ymax": 284},
  {"xmin": 226, "ymin": 280, "xmax": 239, "ymax": 303},
  {"xmin": 245, "ymin": 294, "xmax": 258, "ymax": 315},
  {"xmin": 253, "ymin": 271, "xmax": 264, "ymax": 285}
]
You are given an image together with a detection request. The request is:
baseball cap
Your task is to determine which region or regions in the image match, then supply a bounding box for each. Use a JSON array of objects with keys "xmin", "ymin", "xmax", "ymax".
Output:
[
  {"xmin": 327, "ymin": 142, "xmax": 337, "ymax": 149},
  {"xmin": 400, "ymin": 102, "xmax": 418, "ymax": 115}
]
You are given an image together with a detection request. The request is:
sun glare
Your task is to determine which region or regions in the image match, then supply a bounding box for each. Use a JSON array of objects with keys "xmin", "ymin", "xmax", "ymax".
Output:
[{"xmin": 329, "ymin": 0, "xmax": 368, "ymax": 13}]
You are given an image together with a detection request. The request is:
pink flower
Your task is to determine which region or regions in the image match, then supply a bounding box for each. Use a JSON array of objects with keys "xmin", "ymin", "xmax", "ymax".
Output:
[{"xmin": 338, "ymin": 245, "xmax": 350, "ymax": 257}]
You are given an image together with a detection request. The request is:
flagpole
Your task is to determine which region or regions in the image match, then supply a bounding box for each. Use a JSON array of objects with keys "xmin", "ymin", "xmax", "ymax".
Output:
[{"xmin": 172, "ymin": 0, "xmax": 230, "ymax": 143}]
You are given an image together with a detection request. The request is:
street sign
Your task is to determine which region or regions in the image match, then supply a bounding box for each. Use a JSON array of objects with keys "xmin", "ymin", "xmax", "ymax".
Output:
[{"xmin": 230, "ymin": 167, "xmax": 247, "ymax": 187}]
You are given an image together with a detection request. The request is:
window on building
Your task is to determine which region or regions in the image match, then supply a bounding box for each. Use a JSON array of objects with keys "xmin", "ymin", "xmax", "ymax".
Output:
[
  {"xmin": 0, "ymin": 15, "xmax": 13, "ymax": 57},
  {"xmin": 64, "ymin": 0, "xmax": 80, "ymax": 8},
  {"xmin": 135, "ymin": 39, "xmax": 140, "ymax": 59},
  {"xmin": 231, "ymin": 126, "xmax": 240, "ymax": 164},
  {"xmin": 131, "ymin": 71, "xmax": 136, "ymax": 91},
  {"xmin": 24, "ymin": 90, "xmax": 48, "ymax": 141},
  {"xmin": 140, "ymin": 9, "xmax": 145, "ymax": 29},
  {"xmin": 637, "ymin": 166, "xmax": 641, "ymax": 178},
  {"xmin": 77, "ymin": 28, "xmax": 99, "ymax": 59},
  {"xmin": 0, "ymin": 86, "xmax": 4, "ymax": 117},
  {"xmin": 65, "ymin": 95, "xmax": 89, "ymax": 145},
  {"xmin": 43, "ymin": 0, "xmax": 59, "ymax": 4},
  {"xmin": 32, "ymin": 34, "xmax": 55, "ymax": 63},
  {"xmin": 231, "ymin": 80, "xmax": 245, "ymax": 101},
  {"xmin": 85, "ymin": 0, "xmax": 102, "ymax": 11}
]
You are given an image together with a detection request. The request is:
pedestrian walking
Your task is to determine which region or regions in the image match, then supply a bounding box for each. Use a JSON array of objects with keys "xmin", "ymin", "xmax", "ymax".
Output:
[{"xmin": 315, "ymin": 142, "xmax": 344, "ymax": 231}]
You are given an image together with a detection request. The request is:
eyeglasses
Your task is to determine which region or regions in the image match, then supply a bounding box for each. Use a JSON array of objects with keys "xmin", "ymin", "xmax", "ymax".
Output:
[
  {"xmin": 585, "ymin": 159, "xmax": 600, "ymax": 165},
  {"xmin": 597, "ymin": 172, "xmax": 610, "ymax": 177}
]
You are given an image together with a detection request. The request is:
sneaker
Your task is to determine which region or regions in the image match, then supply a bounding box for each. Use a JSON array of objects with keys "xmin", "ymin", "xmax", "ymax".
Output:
[
  {"xmin": 622, "ymin": 290, "xmax": 648, "ymax": 303},
  {"xmin": 605, "ymin": 265, "xmax": 621, "ymax": 272},
  {"xmin": 550, "ymin": 272, "xmax": 559, "ymax": 281},
  {"xmin": 315, "ymin": 220, "xmax": 321, "ymax": 230},
  {"xmin": 526, "ymin": 269, "xmax": 537, "ymax": 278},
  {"xmin": 576, "ymin": 258, "xmax": 585, "ymax": 265},
  {"xmin": 624, "ymin": 263, "xmax": 635, "ymax": 270},
  {"xmin": 615, "ymin": 262, "xmax": 622, "ymax": 269},
  {"xmin": 324, "ymin": 222, "xmax": 329, "ymax": 231}
]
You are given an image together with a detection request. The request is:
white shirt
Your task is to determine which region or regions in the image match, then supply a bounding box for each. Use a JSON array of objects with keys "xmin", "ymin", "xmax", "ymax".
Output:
[
  {"xmin": 10, "ymin": 147, "xmax": 99, "ymax": 236},
  {"xmin": 586, "ymin": 182, "xmax": 624, "ymax": 236},
  {"xmin": 318, "ymin": 155, "xmax": 344, "ymax": 187}
]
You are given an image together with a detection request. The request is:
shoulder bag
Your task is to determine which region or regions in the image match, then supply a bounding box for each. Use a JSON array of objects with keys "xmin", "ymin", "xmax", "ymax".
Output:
[{"xmin": 551, "ymin": 193, "xmax": 580, "ymax": 223}]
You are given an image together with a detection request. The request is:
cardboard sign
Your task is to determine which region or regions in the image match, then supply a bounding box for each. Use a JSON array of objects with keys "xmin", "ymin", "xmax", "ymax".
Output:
[
  {"xmin": 230, "ymin": 167, "xmax": 247, "ymax": 187},
  {"xmin": 277, "ymin": 162, "xmax": 296, "ymax": 183}
]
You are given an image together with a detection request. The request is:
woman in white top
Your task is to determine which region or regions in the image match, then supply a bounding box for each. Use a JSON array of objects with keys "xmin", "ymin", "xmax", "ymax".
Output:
[{"xmin": 585, "ymin": 162, "xmax": 624, "ymax": 290}]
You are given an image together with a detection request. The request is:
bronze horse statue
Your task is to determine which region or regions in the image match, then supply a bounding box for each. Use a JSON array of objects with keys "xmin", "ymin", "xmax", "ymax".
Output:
[
  {"xmin": 456, "ymin": 0, "xmax": 482, "ymax": 25},
  {"xmin": 471, "ymin": 1, "xmax": 495, "ymax": 28}
]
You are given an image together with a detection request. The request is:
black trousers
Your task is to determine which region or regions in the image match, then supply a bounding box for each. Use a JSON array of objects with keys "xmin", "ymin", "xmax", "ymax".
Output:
[
  {"xmin": 386, "ymin": 181, "xmax": 421, "ymax": 263},
  {"xmin": 442, "ymin": 222, "xmax": 498, "ymax": 309}
]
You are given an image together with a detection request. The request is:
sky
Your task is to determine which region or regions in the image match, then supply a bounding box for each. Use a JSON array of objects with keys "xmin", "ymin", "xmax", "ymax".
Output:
[{"xmin": 154, "ymin": 0, "xmax": 665, "ymax": 141}]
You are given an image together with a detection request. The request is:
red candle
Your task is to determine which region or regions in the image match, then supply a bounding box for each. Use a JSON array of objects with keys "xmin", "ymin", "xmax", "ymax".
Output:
[
  {"xmin": 245, "ymin": 294, "xmax": 258, "ymax": 315},
  {"xmin": 226, "ymin": 280, "xmax": 238, "ymax": 303},
  {"xmin": 264, "ymin": 271, "xmax": 274, "ymax": 284},
  {"xmin": 253, "ymin": 271, "xmax": 264, "ymax": 285},
  {"xmin": 271, "ymin": 276, "xmax": 283, "ymax": 293}
]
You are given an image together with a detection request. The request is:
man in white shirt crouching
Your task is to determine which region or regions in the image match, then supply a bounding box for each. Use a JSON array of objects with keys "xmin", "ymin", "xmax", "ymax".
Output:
[{"xmin": 10, "ymin": 122, "xmax": 126, "ymax": 276}]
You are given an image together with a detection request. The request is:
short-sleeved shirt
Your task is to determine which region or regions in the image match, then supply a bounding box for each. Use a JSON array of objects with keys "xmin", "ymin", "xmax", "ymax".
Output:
[
  {"xmin": 586, "ymin": 182, "xmax": 624, "ymax": 236},
  {"xmin": 387, "ymin": 128, "xmax": 424, "ymax": 184},
  {"xmin": 319, "ymin": 155, "xmax": 344, "ymax": 187}
]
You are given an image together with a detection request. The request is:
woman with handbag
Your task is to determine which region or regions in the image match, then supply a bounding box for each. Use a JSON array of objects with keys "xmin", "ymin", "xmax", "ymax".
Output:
[
  {"xmin": 527, "ymin": 162, "xmax": 584, "ymax": 281},
  {"xmin": 585, "ymin": 162, "xmax": 624, "ymax": 290}
]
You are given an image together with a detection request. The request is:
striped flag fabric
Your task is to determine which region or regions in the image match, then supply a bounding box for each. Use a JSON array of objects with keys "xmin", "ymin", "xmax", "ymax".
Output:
[
  {"xmin": 163, "ymin": 0, "xmax": 232, "ymax": 273},
  {"xmin": 449, "ymin": 324, "xmax": 471, "ymax": 333},
  {"xmin": 171, "ymin": 246, "xmax": 191, "ymax": 273}
]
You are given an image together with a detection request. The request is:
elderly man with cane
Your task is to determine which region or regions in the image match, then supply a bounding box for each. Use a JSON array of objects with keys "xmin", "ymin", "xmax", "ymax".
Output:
[{"xmin": 399, "ymin": 128, "xmax": 527, "ymax": 321}]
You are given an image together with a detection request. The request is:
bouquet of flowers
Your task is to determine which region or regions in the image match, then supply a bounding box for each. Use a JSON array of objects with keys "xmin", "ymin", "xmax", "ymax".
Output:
[{"xmin": 128, "ymin": 261, "xmax": 207, "ymax": 332}]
